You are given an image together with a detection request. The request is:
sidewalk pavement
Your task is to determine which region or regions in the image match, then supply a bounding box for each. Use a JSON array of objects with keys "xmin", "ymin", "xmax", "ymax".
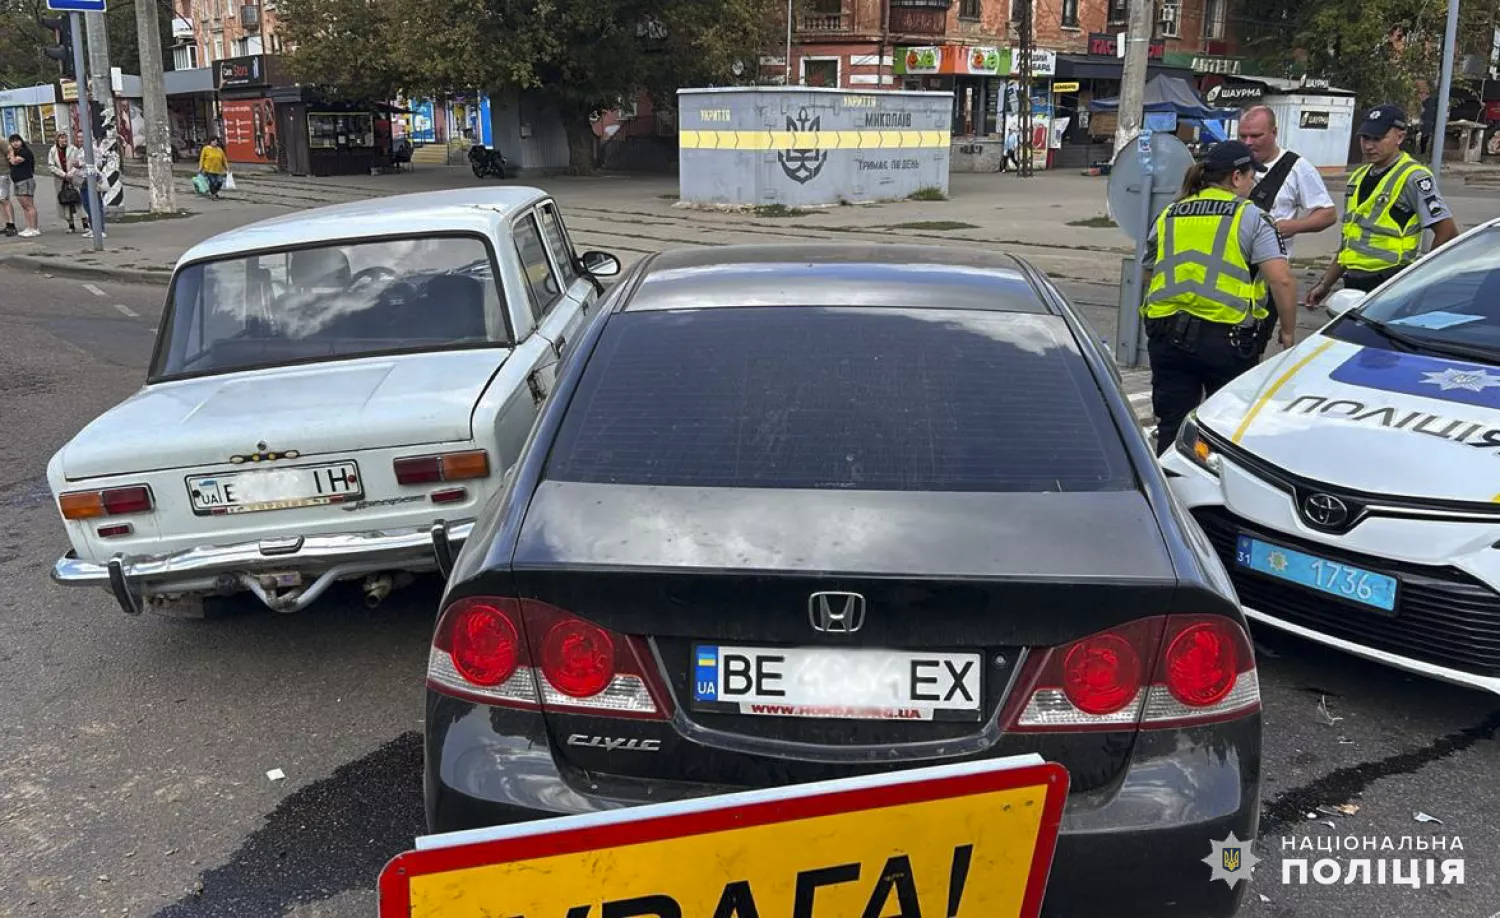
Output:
[{"xmin": 2, "ymin": 158, "xmax": 1494, "ymax": 289}]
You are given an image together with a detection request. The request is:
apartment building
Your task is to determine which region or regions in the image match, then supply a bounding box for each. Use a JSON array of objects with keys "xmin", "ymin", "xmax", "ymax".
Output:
[{"xmin": 766, "ymin": 0, "xmax": 1244, "ymax": 167}]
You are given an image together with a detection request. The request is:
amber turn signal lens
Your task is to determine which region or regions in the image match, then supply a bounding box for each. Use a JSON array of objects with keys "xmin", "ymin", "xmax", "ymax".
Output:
[
  {"xmin": 59, "ymin": 491, "xmax": 106, "ymax": 520},
  {"xmin": 394, "ymin": 450, "xmax": 489, "ymax": 485}
]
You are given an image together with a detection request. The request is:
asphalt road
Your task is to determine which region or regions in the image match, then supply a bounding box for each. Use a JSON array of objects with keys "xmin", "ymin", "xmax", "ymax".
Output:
[{"xmin": 2, "ymin": 266, "xmax": 1499, "ymax": 918}]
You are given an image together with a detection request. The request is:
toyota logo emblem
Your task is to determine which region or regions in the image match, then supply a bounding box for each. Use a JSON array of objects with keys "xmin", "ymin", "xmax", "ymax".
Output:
[{"xmin": 1303, "ymin": 493, "xmax": 1349, "ymax": 528}]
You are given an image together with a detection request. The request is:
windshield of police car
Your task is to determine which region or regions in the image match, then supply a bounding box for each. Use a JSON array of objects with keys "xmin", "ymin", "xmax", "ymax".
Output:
[
  {"xmin": 1348, "ymin": 226, "xmax": 1500, "ymax": 359},
  {"xmin": 151, "ymin": 234, "xmax": 511, "ymax": 380}
]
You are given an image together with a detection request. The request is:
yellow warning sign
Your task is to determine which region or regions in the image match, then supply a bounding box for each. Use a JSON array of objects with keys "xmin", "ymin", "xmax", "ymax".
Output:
[{"xmin": 379, "ymin": 757, "xmax": 1068, "ymax": 918}]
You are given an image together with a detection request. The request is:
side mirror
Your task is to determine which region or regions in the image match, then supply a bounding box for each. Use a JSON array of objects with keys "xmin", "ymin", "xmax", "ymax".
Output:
[
  {"xmin": 1324, "ymin": 287, "xmax": 1365, "ymax": 318},
  {"xmin": 580, "ymin": 250, "xmax": 621, "ymax": 278}
]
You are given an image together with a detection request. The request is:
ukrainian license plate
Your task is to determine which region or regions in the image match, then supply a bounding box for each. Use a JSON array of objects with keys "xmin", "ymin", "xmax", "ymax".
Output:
[
  {"xmin": 188, "ymin": 462, "xmax": 362, "ymax": 515},
  {"xmin": 691, "ymin": 644, "xmax": 983, "ymax": 721},
  {"xmin": 1236, "ymin": 535, "xmax": 1398, "ymax": 613}
]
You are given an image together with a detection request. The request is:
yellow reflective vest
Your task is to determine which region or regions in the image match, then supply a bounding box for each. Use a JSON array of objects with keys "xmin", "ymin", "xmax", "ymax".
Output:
[
  {"xmin": 1338, "ymin": 152, "xmax": 1423, "ymax": 274},
  {"xmin": 1143, "ymin": 187, "xmax": 1268, "ymax": 326}
]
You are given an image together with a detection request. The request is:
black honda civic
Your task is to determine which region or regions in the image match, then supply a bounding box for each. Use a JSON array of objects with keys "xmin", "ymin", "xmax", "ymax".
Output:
[{"xmin": 421, "ymin": 244, "xmax": 1263, "ymax": 917}]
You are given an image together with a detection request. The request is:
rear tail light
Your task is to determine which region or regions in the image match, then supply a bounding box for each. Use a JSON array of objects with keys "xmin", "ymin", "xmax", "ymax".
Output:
[
  {"xmin": 428, "ymin": 596, "xmax": 669, "ymax": 720},
  {"xmin": 59, "ymin": 485, "xmax": 153, "ymax": 521},
  {"xmin": 1004, "ymin": 615, "xmax": 1259, "ymax": 732},
  {"xmin": 394, "ymin": 450, "xmax": 489, "ymax": 485}
]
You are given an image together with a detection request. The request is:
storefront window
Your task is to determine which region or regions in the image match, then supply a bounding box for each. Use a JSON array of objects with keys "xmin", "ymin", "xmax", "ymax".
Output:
[{"xmin": 308, "ymin": 113, "xmax": 375, "ymax": 149}]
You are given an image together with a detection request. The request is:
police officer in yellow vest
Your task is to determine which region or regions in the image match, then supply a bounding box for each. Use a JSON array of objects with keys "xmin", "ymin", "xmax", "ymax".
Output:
[
  {"xmin": 1306, "ymin": 104, "xmax": 1459, "ymax": 307},
  {"xmin": 1142, "ymin": 140, "xmax": 1299, "ymax": 455}
]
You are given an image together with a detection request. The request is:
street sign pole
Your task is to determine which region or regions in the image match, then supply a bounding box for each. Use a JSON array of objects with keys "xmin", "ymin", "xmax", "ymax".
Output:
[
  {"xmin": 67, "ymin": 10, "xmax": 105, "ymax": 252},
  {"xmin": 1115, "ymin": 132, "xmax": 1154, "ymax": 367}
]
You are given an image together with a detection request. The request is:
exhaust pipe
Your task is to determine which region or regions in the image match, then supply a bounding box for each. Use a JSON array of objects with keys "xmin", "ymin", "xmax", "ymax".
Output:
[{"xmin": 363, "ymin": 574, "xmax": 393, "ymax": 608}]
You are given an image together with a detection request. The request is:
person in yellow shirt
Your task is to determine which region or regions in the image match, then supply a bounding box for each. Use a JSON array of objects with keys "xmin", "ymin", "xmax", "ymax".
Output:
[{"xmin": 198, "ymin": 137, "xmax": 228, "ymax": 200}]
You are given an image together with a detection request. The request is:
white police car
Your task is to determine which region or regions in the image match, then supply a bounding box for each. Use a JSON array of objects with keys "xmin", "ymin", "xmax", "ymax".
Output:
[{"xmin": 1161, "ymin": 216, "xmax": 1500, "ymax": 694}]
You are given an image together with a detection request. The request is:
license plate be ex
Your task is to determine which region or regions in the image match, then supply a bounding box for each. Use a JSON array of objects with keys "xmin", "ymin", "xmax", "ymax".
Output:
[{"xmin": 691, "ymin": 644, "xmax": 983, "ymax": 722}]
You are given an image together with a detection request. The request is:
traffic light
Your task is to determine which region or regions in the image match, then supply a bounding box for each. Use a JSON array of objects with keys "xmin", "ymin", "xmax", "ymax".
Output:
[{"xmin": 40, "ymin": 14, "xmax": 76, "ymax": 79}]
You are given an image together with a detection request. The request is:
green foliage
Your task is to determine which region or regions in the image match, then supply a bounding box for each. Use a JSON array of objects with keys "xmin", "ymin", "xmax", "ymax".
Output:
[
  {"xmin": 106, "ymin": 0, "xmax": 177, "ymax": 77},
  {"xmin": 1, "ymin": 0, "xmax": 57, "ymax": 88},
  {"xmin": 282, "ymin": 0, "xmax": 781, "ymax": 172},
  {"xmin": 1236, "ymin": 0, "xmax": 1498, "ymax": 111}
]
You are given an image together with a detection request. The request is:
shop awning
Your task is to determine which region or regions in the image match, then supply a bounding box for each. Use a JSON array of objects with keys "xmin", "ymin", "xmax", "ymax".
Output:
[
  {"xmin": 1054, "ymin": 55, "xmax": 1194, "ymax": 82},
  {"xmin": 1088, "ymin": 74, "xmax": 1241, "ymax": 120}
]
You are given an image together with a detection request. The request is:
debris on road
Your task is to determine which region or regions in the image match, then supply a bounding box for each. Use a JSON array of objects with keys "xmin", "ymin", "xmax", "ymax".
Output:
[
  {"xmin": 266, "ymin": 768, "xmax": 286, "ymax": 782},
  {"xmin": 1317, "ymin": 695, "xmax": 1343, "ymax": 725},
  {"xmin": 1415, "ymin": 811, "xmax": 1444, "ymax": 824}
]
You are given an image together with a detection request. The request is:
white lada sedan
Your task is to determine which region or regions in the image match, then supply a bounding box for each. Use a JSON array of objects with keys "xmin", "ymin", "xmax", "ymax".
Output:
[
  {"xmin": 48, "ymin": 187, "xmax": 621, "ymax": 618},
  {"xmin": 1162, "ymin": 216, "xmax": 1500, "ymax": 694}
]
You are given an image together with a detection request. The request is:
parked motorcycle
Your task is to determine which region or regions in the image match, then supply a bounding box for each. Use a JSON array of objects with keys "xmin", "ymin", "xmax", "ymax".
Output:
[{"xmin": 469, "ymin": 143, "xmax": 511, "ymax": 179}]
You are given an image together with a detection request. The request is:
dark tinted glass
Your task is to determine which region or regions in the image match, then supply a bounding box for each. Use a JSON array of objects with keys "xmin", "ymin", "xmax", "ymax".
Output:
[{"xmin": 544, "ymin": 307, "xmax": 1134, "ymax": 492}]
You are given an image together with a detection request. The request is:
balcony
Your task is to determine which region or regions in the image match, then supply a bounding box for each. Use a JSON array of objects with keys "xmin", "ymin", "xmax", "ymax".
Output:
[
  {"xmin": 796, "ymin": 11, "xmax": 852, "ymax": 33},
  {"xmin": 171, "ymin": 15, "xmax": 193, "ymax": 39}
]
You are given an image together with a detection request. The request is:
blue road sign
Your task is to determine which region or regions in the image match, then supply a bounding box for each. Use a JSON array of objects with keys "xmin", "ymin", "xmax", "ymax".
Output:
[{"xmin": 47, "ymin": 0, "xmax": 107, "ymax": 12}]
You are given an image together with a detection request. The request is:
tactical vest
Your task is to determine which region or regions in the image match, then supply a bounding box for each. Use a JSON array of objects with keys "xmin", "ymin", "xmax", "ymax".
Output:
[
  {"xmin": 1338, "ymin": 152, "xmax": 1423, "ymax": 274},
  {"xmin": 1143, "ymin": 187, "xmax": 1268, "ymax": 326}
]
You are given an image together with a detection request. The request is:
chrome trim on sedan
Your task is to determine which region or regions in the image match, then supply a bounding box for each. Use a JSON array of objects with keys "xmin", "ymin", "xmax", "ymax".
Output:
[
  {"xmin": 1243, "ymin": 604, "xmax": 1500, "ymax": 697},
  {"xmin": 53, "ymin": 520, "xmax": 473, "ymax": 615}
]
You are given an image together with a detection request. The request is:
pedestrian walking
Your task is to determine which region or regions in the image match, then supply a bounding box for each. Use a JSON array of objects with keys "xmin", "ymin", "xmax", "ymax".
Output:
[
  {"xmin": 1306, "ymin": 104, "xmax": 1459, "ymax": 307},
  {"xmin": 198, "ymin": 137, "xmax": 228, "ymax": 199},
  {"xmin": 5, "ymin": 134, "xmax": 40, "ymax": 237},
  {"xmin": 1141, "ymin": 140, "xmax": 1299, "ymax": 455},
  {"xmin": 1236, "ymin": 105, "xmax": 1337, "ymax": 256},
  {"xmin": 47, "ymin": 133, "xmax": 87, "ymax": 234}
]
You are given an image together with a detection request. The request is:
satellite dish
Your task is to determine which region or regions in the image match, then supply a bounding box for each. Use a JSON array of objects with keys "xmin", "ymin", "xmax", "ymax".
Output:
[{"xmin": 1106, "ymin": 131, "xmax": 1195, "ymax": 243}]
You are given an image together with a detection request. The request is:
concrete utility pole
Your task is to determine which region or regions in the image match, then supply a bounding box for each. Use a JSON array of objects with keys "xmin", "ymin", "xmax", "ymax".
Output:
[
  {"xmin": 133, "ymin": 0, "xmax": 176, "ymax": 213},
  {"xmin": 1016, "ymin": 0, "xmax": 1035, "ymax": 177},
  {"xmin": 1113, "ymin": 0, "xmax": 1154, "ymax": 155},
  {"xmin": 82, "ymin": 11, "xmax": 124, "ymax": 212},
  {"xmin": 1429, "ymin": 0, "xmax": 1461, "ymax": 173}
]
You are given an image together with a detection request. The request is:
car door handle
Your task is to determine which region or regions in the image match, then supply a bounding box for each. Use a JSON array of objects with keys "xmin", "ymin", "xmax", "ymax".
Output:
[{"xmin": 554, "ymin": 334, "xmax": 568, "ymax": 356}]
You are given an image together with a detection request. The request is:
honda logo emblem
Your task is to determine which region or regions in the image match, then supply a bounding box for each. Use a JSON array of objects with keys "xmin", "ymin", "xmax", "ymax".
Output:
[{"xmin": 809, "ymin": 591, "xmax": 865, "ymax": 633}]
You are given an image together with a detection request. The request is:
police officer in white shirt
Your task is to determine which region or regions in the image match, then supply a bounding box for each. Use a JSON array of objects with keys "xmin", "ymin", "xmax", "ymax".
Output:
[{"xmin": 1236, "ymin": 105, "xmax": 1337, "ymax": 256}]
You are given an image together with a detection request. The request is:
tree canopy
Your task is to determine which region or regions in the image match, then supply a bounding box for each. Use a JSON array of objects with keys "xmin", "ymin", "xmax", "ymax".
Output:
[
  {"xmin": 1235, "ymin": 0, "xmax": 1499, "ymax": 112},
  {"xmin": 279, "ymin": 0, "xmax": 780, "ymax": 172}
]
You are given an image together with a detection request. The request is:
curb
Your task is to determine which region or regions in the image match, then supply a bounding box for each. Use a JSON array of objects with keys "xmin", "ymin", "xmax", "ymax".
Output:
[{"xmin": 0, "ymin": 253, "xmax": 171, "ymax": 285}]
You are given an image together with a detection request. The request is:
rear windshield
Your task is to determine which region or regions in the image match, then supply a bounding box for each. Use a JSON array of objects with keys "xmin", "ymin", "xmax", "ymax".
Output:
[
  {"xmin": 151, "ymin": 234, "xmax": 510, "ymax": 380},
  {"xmin": 544, "ymin": 307, "xmax": 1135, "ymax": 492}
]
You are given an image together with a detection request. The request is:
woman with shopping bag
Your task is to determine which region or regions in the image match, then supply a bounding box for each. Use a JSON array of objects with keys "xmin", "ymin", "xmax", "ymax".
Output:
[
  {"xmin": 198, "ymin": 137, "xmax": 229, "ymax": 199},
  {"xmin": 47, "ymin": 133, "xmax": 88, "ymax": 233}
]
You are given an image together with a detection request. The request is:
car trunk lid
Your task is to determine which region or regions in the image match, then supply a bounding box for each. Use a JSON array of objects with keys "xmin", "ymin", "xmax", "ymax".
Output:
[
  {"xmin": 511, "ymin": 480, "xmax": 1178, "ymax": 793},
  {"xmin": 60, "ymin": 350, "xmax": 510, "ymax": 480}
]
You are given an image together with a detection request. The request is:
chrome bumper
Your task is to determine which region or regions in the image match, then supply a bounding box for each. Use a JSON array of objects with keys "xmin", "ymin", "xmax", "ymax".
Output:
[{"xmin": 52, "ymin": 519, "xmax": 473, "ymax": 615}]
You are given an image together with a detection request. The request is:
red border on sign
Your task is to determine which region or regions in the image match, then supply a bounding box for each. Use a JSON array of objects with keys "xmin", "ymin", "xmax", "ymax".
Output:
[{"xmin": 378, "ymin": 760, "xmax": 1069, "ymax": 918}]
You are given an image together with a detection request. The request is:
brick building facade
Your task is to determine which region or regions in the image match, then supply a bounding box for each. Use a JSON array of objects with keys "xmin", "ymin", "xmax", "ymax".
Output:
[{"xmin": 765, "ymin": 0, "xmax": 1246, "ymax": 169}]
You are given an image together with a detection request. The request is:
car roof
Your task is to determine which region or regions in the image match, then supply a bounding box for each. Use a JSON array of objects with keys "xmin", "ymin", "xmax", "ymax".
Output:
[
  {"xmin": 620, "ymin": 244, "xmax": 1052, "ymax": 314},
  {"xmin": 173, "ymin": 186, "xmax": 551, "ymax": 268}
]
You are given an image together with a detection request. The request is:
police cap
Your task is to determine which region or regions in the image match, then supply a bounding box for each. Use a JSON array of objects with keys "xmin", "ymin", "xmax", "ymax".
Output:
[
  {"xmin": 1202, "ymin": 140, "xmax": 1257, "ymax": 174},
  {"xmin": 1357, "ymin": 104, "xmax": 1409, "ymax": 137}
]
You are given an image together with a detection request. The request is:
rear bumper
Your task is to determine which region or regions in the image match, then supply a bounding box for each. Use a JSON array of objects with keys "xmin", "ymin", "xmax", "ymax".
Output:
[
  {"xmin": 424, "ymin": 697, "xmax": 1261, "ymax": 917},
  {"xmin": 53, "ymin": 519, "xmax": 472, "ymax": 615}
]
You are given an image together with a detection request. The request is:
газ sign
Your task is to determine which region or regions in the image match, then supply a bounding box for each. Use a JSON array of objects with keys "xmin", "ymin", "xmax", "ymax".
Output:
[{"xmin": 379, "ymin": 756, "xmax": 1068, "ymax": 918}]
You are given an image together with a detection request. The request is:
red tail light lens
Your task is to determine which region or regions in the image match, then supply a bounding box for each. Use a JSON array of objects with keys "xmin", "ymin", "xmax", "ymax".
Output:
[
  {"xmin": 449, "ymin": 600, "xmax": 522, "ymax": 686},
  {"xmin": 1164, "ymin": 622, "xmax": 1238, "ymax": 706},
  {"xmin": 1004, "ymin": 614, "xmax": 1259, "ymax": 732},
  {"xmin": 1062, "ymin": 633, "xmax": 1142, "ymax": 715},
  {"xmin": 541, "ymin": 620, "xmax": 616, "ymax": 697},
  {"xmin": 426, "ymin": 596, "xmax": 669, "ymax": 720}
]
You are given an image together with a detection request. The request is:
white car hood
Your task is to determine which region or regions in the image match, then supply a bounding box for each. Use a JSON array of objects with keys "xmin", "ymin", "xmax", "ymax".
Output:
[
  {"xmin": 1194, "ymin": 334, "xmax": 1500, "ymax": 503},
  {"xmin": 60, "ymin": 350, "xmax": 510, "ymax": 480}
]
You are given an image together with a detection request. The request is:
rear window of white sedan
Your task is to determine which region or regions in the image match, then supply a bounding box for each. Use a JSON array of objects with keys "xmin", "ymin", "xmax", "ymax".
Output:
[
  {"xmin": 152, "ymin": 234, "xmax": 510, "ymax": 380},
  {"xmin": 543, "ymin": 306, "xmax": 1135, "ymax": 493}
]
